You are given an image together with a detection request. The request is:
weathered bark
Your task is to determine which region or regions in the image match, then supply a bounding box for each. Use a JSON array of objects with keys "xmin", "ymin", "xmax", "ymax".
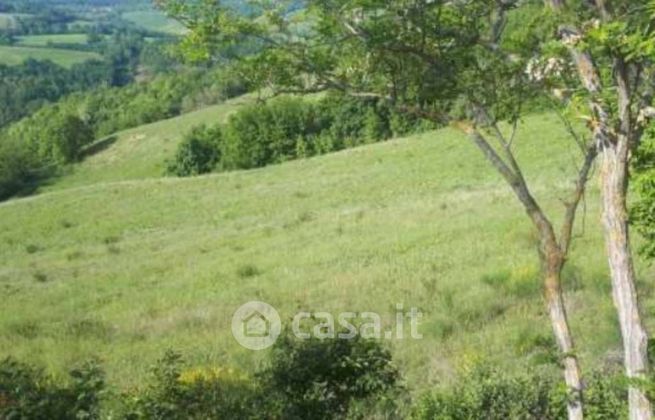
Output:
[
  {"xmin": 599, "ymin": 59, "xmax": 652, "ymax": 420},
  {"xmin": 600, "ymin": 142, "xmax": 652, "ymax": 419},
  {"xmin": 546, "ymin": 0, "xmax": 653, "ymax": 415},
  {"xmin": 542, "ymin": 231, "xmax": 584, "ymax": 420},
  {"xmin": 464, "ymin": 124, "xmax": 586, "ymax": 419}
]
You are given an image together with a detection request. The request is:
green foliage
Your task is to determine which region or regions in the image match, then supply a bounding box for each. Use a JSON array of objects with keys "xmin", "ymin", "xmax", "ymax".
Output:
[
  {"xmin": 220, "ymin": 97, "xmax": 325, "ymax": 170},
  {"xmin": 159, "ymin": 0, "xmax": 541, "ymax": 127},
  {"xmin": 0, "ymin": 59, "xmax": 111, "ymax": 128},
  {"xmin": 0, "ymin": 67, "xmax": 247, "ymax": 200},
  {"xmin": 411, "ymin": 366, "xmax": 627, "ymax": 420},
  {"xmin": 0, "ymin": 110, "xmax": 642, "ymax": 410},
  {"xmin": 0, "ymin": 357, "xmax": 105, "ymax": 420},
  {"xmin": 166, "ymin": 125, "xmax": 222, "ymax": 177},
  {"xmin": 8, "ymin": 109, "xmax": 94, "ymax": 163},
  {"xmin": 218, "ymin": 94, "xmax": 434, "ymax": 172},
  {"xmin": 259, "ymin": 330, "xmax": 403, "ymax": 420},
  {"xmin": 0, "ymin": 136, "xmax": 45, "ymax": 200},
  {"xmin": 584, "ymin": 373, "xmax": 628, "ymax": 420},
  {"xmin": 121, "ymin": 336, "xmax": 401, "ymax": 420},
  {"xmin": 121, "ymin": 350, "xmax": 256, "ymax": 420},
  {"xmin": 51, "ymin": 114, "xmax": 95, "ymax": 163},
  {"xmin": 167, "ymin": 93, "xmax": 435, "ymax": 177},
  {"xmin": 632, "ymin": 134, "xmax": 655, "ymax": 260}
]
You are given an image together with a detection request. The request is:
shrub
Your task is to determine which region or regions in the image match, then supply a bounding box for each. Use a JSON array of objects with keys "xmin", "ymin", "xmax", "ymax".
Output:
[
  {"xmin": 50, "ymin": 114, "xmax": 95, "ymax": 163},
  {"xmin": 0, "ymin": 137, "xmax": 47, "ymax": 200},
  {"xmin": 412, "ymin": 368, "xmax": 564, "ymax": 420},
  {"xmin": 121, "ymin": 350, "xmax": 256, "ymax": 420},
  {"xmin": 411, "ymin": 365, "xmax": 627, "ymax": 420},
  {"xmin": 220, "ymin": 97, "xmax": 326, "ymax": 170},
  {"xmin": 166, "ymin": 125, "xmax": 222, "ymax": 177},
  {"xmin": 7, "ymin": 109, "xmax": 95, "ymax": 164},
  {"xmin": 259, "ymin": 329, "xmax": 403, "ymax": 419},
  {"xmin": 0, "ymin": 358, "xmax": 105, "ymax": 420},
  {"xmin": 122, "ymin": 337, "xmax": 404, "ymax": 420}
]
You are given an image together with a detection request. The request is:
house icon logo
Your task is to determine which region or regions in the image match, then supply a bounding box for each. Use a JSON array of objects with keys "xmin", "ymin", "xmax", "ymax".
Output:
[
  {"xmin": 243, "ymin": 311, "xmax": 270, "ymax": 338},
  {"xmin": 232, "ymin": 301, "xmax": 281, "ymax": 350}
]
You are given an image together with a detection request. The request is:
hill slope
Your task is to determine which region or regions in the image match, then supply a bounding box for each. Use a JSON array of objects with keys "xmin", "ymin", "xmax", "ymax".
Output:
[
  {"xmin": 43, "ymin": 94, "xmax": 256, "ymax": 193},
  {"xmin": 0, "ymin": 110, "xmax": 652, "ymax": 393}
]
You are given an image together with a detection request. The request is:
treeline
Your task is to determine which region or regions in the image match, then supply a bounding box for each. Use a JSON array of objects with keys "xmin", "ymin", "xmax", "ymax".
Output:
[
  {"xmin": 9, "ymin": 11, "xmax": 76, "ymax": 36},
  {"xmin": 0, "ymin": 0, "xmax": 149, "ymax": 36},
  {"xmin": 0, "ymin": 68, "xmax": 247, "ymax": 200},
  {"xmin": 0, "ymin": 332, "xmax": 631, "ymax": 419},
  {"xmin": 0, "ymin": 31, "xmax": 181, "ymax": 128},
  {"xmin": 167, "ymin": 95, "xmax": 437, "ymax": 177},
  {"xmin": 0, "ymin": 60, "xmax": 111, "ymax": 128}
]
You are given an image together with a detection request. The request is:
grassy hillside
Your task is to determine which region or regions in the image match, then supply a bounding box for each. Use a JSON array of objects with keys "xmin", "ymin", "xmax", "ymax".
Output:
[
  {"xmin": 16, "ymin": 33, "xmax": 90, "ymax": 47},
  {"xmin": 122, "ymin": 10, "xmax": 187, "ymax": 35},
  {"xmin": 44, "ymin": 93, "xmax": 257, "ymax": 193},
  {"xmin": 0, "ymin": 45, "xmax": 101, "ymax": 67},
  {"xmin": 0, "ymin": 106, "xmax": 652, "ymax": 395}
]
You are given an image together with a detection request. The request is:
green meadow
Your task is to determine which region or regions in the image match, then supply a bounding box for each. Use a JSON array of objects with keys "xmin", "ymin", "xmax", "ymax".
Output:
[
  {"xmin": 1, "ymin": 99, "xmax": 651, "ymax": 394},
  {"xmin": 122, "ymin": 10, "xmax": 187, "ymax": 35},
  {"xmin": 0, "ymin": 45, "xmax": 101, "ymax": 67},
  {"xmin": 16, "ymin": 33, "xmax": 90, "ymax": 47}
]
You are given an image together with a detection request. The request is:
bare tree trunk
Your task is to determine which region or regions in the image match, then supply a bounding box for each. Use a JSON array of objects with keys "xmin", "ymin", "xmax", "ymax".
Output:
[
  {"xmin": 599, "ymin": 59, "xmax": 653, "ymax": 420},
  {"xmin": 544, "ymin": 0, "xmax": 653, "ymax": 412},
  {"xmin": 466, "ymin": 125, "xmax": 586, "ymax": 419},
  {"xmin": 538, "ymin": 215, "xmax": 584, "ymax": 420},
  {"xmin": 600, "ymin": 144, "xmax": 652, "ymax": 420},
  {"xmin": 544, "ymin": 251, "xmax": 584, "ymax": 420}
]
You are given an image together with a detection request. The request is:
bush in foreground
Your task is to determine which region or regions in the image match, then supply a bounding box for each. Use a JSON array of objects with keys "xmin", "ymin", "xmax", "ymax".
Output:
[
  {"xmin": 121, "ymin": 351, "xmax": 256, "ymax": 420},
  {"xmin": 259, "ymin": 331, "xmax": 404, "ymax": 419},
  {"xmin": 1, "ymin": 343, "xmax": 632, "ymax": 419},
  {"xmin": 412, "ymin": 365, "xmax": 627, "ymax": 420},
  {"xmin": 0, "ymin": 358, "xmax": 105, "ymax": 420},
  {"xmin": 121, "ymin": 333, "xmax": 403, "ymax": 420}
]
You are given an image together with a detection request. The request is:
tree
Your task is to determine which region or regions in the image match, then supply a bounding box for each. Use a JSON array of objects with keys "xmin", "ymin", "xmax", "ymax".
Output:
[
  {"xmin": 49, "ymin": 114, "xmax": 96, "ymax": 163},
  {"xmin": 166, "ymin": 124, "xmax": 222, "ymax": 176},
  {"xmin": 260, "ymin": 329, "xmax": 401, "ymax": 419},
  {"xmin": 8, "ymin": 110, "xmax": 94, "ymax": 164},
  {"xmin": 157, "ymin": 1, "xmax": 599, "ymax": 418},
  {"xmin": 0, "ymin": 137, "xmax": 42, "ymax": 200},
  {"xmin": 535, "ymin": 1, "xmax": 655, "ymax": 417}
]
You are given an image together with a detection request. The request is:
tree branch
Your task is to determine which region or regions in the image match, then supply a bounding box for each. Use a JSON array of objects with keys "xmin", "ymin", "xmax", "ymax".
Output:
[{"xmin": 559, "ymin": 142, "xmax": 598, "ymax": 254}]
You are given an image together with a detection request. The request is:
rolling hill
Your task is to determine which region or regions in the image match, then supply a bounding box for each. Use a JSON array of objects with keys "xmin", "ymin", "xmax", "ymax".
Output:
[
  {"xmin": 43, "ymin": 93, "xmax": 257, "ymax": 192},
  {"xmin": 0, "ymin": 101, "xmax": 652, "ymax": 395}
]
